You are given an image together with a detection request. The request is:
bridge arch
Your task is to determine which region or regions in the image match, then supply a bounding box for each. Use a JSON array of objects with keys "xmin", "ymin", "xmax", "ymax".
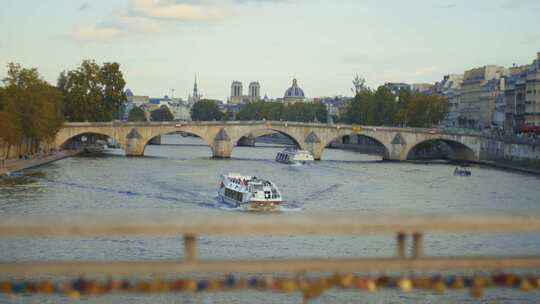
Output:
[
  {"xmin": 57, "ymin": 130, "xmax": 123, "ymax": 151},
  {"xmin": 140, "ymin": 129, "xmax": 214, "ymax": 156},
  {"xmin": 231, "ymin": 127, "xmax": 305, "ymax": 150},
  {"xmin": 406, "ymin": 138, "xmax": 476, "ymax": 161},
  {"xmin": 318, "ymin": 132, "xmax": 391, "ymax": 160},
  {"xmin": 234, "ymin": 129, "xmax": 303, "ymax": 149}
]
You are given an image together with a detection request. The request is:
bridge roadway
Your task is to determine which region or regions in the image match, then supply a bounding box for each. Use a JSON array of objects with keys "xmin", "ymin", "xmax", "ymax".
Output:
[{"xmin": 54, "ymin": 121, "xmax": 482, "ymax": 161}]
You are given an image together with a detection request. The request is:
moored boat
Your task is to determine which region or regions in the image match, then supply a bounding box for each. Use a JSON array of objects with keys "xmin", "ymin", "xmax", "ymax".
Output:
[
  {"xmin": 275, "ymin": 147, "xmax": 314, "ymax": 164},
  {"xmin": 218, "ymin": 173, "xmax": 282, "ymax": 211}
]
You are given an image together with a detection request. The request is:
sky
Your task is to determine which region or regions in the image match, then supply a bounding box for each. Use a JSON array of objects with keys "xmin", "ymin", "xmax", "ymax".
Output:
[{"xmin": 1, "ymin": 0, "xmax": 539, "ymax": 101}]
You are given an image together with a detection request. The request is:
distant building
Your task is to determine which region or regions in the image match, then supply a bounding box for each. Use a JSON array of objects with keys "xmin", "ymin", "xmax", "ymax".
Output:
[
  {"xmin": 125, "ymin": 89, "xmax": 149, "ymax": 106},
  {"xmin": 283, "ymin": 78, "xmax": 306, "ymax": 105},
  {"xmin": 411, "ymin": 83, "xmax": 434, "ymax": 93},
  {"xmin": 459, "ymin": 65, "xmax": 507, "ymax": 128},
  {"xmin": 501, "ymin": 66, "xmax": 529, "ymax": 131},
  {"xmin": 384, "ymin": 83, "xmax": 411, "ymax": 96},
  {"xmin": 524, "ymin": 53, "xmax": 540, "ymax": 127},
  {"xmin": 228, "ymin": 81, "xmax": 261, "ymax": 104},
  {"xmin": 432, "ymin": 74, "xmax": 463, "ymax": 128}
]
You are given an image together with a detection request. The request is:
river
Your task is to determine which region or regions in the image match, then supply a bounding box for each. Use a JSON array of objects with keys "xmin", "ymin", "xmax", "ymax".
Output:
[{"xmin": 1, "ymin": 134, "xmax": 540, "ymax": 303}]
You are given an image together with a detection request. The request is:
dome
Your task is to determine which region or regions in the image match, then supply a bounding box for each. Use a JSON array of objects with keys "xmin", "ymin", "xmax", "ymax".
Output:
[
  {"xmin": 125, "ymin": 88, "xmax": 134, "ymax": 97},
  {"xmin": 284, "ymin": 78, "xmax": 305, "ymax": 98}
]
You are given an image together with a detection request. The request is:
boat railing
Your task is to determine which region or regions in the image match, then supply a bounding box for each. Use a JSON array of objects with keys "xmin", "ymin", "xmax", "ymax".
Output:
[{"xmin": 1, "ymin": 213, "xmax": 540, "ymax": 275}]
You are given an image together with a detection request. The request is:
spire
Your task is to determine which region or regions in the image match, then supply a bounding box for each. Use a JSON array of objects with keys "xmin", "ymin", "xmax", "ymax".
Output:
[{"xmin": 191, "ymin": 74, "xmax": 200, "ymax": 102}]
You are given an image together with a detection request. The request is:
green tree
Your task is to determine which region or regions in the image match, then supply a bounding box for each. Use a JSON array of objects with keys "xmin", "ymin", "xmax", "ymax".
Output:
[
  {"xmin": 1, "ymin": 63, "xmax": 64, "ymax": 157},
  {"xmin": 191, "ymin": 99, "xmax": 223, "ymax": 121},
  {"xmin": 150, "ymin": 105, "xmax": 175, "ymax": 121},
  {"xmin": 59, "ymin": 60, "xmax": 127, "ymax": 122},
  {"xmin": 128, "ymin": 107, "xmax": 147, "ymax": 122},
  {"xmin": 395, "ymin": 90, "xmax": 448, "ymax": 127}
]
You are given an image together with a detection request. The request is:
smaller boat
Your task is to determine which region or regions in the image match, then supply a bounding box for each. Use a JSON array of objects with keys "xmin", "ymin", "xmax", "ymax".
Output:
[
  {"xmin": 218, "ymin": 173, "xmax": 282, "ymax": 211},
  {"xmin": 275, "ymin": 147, "xmax": 314, "ymax": 165},
  {"xmin": 453, "ymin": 167, "xmax": 471, "ymax": 176},
  {"xmin": 5, "ymin": 171, "xmax": 24, "ymax": 178}
]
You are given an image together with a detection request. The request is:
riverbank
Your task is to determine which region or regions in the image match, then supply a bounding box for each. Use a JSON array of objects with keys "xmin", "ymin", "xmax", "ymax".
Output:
[
  {"xmin": 331, "ymin": 143, "xmax": 540, "ymax": 175},
  {"xmin": 0, "ymin": 149, "xmax": 82, "ymax": 175}
]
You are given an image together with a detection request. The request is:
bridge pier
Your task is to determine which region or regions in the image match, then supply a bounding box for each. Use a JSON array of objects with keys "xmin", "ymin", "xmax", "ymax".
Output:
[
  {"xmin": 212, "ymin": 128, "xmax": 233, "ymax": 159},
  {"xmin": 125, "ymin": 129, "xmax": 145, "ymax": 157}
]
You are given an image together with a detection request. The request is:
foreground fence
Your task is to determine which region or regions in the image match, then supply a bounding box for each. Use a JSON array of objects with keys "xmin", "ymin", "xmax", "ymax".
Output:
[{"xmin": 1, "ymin": 214, "xmax": 540, "ymax": 300}]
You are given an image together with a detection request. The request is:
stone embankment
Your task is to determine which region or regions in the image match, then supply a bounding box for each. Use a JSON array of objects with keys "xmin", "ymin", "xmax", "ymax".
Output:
[{"xmin": 0, "ymin": 149, "xmax": 81, "ymax": 175}]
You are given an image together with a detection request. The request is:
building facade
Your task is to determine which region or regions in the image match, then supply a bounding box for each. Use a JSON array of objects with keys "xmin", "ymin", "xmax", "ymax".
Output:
[
  {"xmin": 228, "ymin": 81, "xmax": 261, "ymax": 104},
  {"xmin": 459, "ymin": 65, "xmax": 506, "ymax": 128},
  {"xmin": 525, "ymin": 53, "xmax": 540, "ymax": 126},
  {"xmin": 432, "ymin": 74, "xmax": 463, "ymax": 128}
]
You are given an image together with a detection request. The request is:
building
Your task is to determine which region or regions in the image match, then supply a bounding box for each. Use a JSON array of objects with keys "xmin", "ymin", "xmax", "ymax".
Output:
[
  {"xmin": 524, "ymin": 53, "xmax": 540, "ymax": 127},
  {"xmin": 228, "ymin": 81, "xmax": 261, "ymax": 104},
  {"xmin": 432, "ymin": 75, "xmax": 463, "ymax": 128},
  {"xmin": 459, "ymin": 65, "xmax": 507, "ymax": 128},
  {"xmin": 384, "ymin": 83, "xmax": 411, "ymax": 96},
  {"xmin": 125, "ymin": 89, "xmax": 150, "ymax": 106},
  {"xmin": 168, "ymin": 100, "xmax": 192, "ymax": 121},
  {"xmin": 283, "ymin": 78, "xmax": 306, "ymax": 105},
  {"xmin": 410, "ymin": 83, "xmax": 434, "ymax": 93},
  {"xmin": 502, "ymin": 67, "xmax": 529, "ymax": 131}
]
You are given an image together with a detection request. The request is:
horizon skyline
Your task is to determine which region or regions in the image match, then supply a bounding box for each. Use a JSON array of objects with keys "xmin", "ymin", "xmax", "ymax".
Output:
[{"xmin": 1, "ymin": 0, "xmax": 539, "ymax": 100}]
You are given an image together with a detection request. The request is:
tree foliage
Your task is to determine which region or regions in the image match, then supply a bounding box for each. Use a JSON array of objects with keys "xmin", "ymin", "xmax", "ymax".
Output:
[
  {"xmin": 236, "ymin": 101, "xmax": 327, "ymax": 123},
  {"xmin": 128, "ymin": 107, "xmax": 147, "ymax": 122},
  {"xmin": 395, "ymin": 90, "xmax": 448, "ymax": 127},
  {"xmin": 341, "ymin": 86, "xmax": 447, "ymax": 127},
  {"xmin": 150, "ymin": 105, "xmax": 174, "ymax": 121},
  {"xmin": 59, "ymin": 60, "xmax": 127, "ymax": 122},
  {"xmin": 190, "ymin": 99, "xmax": 223, "ymax": 121},
  {"xmin": 0, "ymin": 63, "xmax": 64, "ymax": 156}
]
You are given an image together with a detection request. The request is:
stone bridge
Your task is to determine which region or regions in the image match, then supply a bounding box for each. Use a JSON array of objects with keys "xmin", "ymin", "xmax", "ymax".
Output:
[{"xmin": 54, "ymin": 121, "xmax": 484, "ymax": 161}]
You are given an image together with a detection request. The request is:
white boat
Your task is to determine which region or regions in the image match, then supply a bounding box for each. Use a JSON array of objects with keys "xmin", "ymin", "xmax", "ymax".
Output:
[
  {"xmin": 275, "ymin": 147, "xmax": 314, "ymax": 164},
  {"xmin": 218, "ymin": 173, "xmax": 282, "ymax": 211}
]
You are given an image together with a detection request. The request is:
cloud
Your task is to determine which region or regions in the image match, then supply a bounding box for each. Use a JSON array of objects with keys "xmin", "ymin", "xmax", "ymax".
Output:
[
  {"xmin": 72, "ymin": 0, "xmax": 290, "ymax": 42},
  {"xmin": 128, "ymin": 0, "xmax": 223, "ymax": 21},
  {"xmin": 500, "ymin": 0, "xmax": 537, "ymax": 9},
  {"xmin": 411, "ymin": 66, "xmax": 438, "ymax": 77},
  {"xmin": 75, "ymin": 24, "xmax": 122, "ymax": 41},
  {"xmin": 79, "ymin": 2, "xmax": 90, "ymax": 11}
]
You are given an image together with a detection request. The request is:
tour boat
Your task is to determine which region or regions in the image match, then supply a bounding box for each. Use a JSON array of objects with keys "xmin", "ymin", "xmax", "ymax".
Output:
[
  {"xmin": 453, "ymin": 167, "xmax": 471, "ymax": 176},
  {"xmin": 218, "ymin": 173, "xmax": 282, "ymax": 211},
  {"xmin": 275, "ymin": 147, "xmax": 314, "ymax": 164}
]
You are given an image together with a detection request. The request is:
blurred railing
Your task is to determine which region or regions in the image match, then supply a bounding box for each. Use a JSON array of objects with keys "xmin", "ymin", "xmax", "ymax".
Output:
[{"xmin": 1, "ymin": 214, "xmax": 540, "ymax": 275}]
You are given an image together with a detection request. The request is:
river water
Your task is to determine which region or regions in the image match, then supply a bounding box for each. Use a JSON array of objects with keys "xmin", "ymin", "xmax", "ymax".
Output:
[{"xmin": 1, "ymin": 135, "xmax": 540, "ymax": 303}]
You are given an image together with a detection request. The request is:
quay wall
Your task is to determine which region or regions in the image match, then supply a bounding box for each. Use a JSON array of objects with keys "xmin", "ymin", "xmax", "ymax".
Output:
[{"xmin": 480, "ymin": 139, "xmax": 540, "ymax": 170}]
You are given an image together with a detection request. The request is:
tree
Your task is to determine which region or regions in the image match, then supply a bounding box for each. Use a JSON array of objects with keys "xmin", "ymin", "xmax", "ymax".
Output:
[
  {"xmin": 395, "ymin": 90, "xmax": 448, "ymax": 127},
  {"xmin": 128, "ymin": 107, "xmax": 146, "ymax": 122},
  {"xmin": 151, "ymin": 105, "xmax": 174, "ymax": 121},
  {"xmin": 351, "ymin": 74, "xmax": 367, "ymax": 96},
  {"xmin": 59, "ymin": 60, "xmax": 127, "ymax": 122},
  {"xmin": 1, "ymin": 63, "xmax": 64, "ymax": 157},
  {"xmin": 191, "ymin": 99, "xmax": 223, "ymax": 121}
]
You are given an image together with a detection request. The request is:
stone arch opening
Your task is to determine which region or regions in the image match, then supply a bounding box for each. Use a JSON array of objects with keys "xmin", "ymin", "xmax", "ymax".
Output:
[
  {"xmin": 141, "ymin": 131, "xmax": 213, "ymax": 157},
  {"xmin": 321, "ymin": 133, "xmax": 391, "ymax": 160},
  {"xmin": 61, "ymin": 132, "xmax": 119, "ymax": 152},
  {"xmin": 231, "ymin": 128, "xmax": 304, "ymax": 160},
  {"xmin": 406, "ymin": 139, "xmax": 476, "ymax": 161},
  {"xmin": 234, "ymin": 129, "xmax": 302, "ymax": 148}
]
